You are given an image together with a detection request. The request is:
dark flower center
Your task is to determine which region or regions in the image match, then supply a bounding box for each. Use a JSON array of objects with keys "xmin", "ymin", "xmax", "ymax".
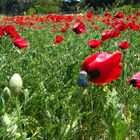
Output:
[
  {"xmin": 129, "ymin": 78, "xmax": 137, "ymax": 86},
  {"xmin": 88, "ymin": 69, "xmax": 101, "ymax": 79},
  {"xmin": 73, "ymin": 28, "xmax": 79, "ymax": 34}
]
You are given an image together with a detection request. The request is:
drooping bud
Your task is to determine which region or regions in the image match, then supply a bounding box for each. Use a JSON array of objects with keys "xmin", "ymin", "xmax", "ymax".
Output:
[
  {"xmin": 2, "ymin": 87, "xmax": 11, "ymax": 102},
  {"xmin": 9, "ymin": 73, "xmax": 23, "ymax": 95}
]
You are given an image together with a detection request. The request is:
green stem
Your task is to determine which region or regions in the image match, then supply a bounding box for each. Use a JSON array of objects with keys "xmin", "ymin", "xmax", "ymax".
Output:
[
  {"xmin": 122, "ymin": 50, "xmax": 126, "ymax": 98},
  {"xmin": 15, "ymin": 97, "xmax": 24, "ymax": 140},
  {"xmin": 124, "ymin": 85, "xmax": 133, "ymax": 106}
]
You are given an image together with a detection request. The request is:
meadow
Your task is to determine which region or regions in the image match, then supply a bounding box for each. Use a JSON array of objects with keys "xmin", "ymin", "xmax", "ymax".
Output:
[{"xmin": 0, "ymin": 9, "xmax": 140, "ymax": 140}]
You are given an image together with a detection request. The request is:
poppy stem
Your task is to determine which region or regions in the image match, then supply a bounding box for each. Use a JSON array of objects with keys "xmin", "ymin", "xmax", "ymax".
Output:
[
  {"xmin": 15, "ymin": 97, "xmax": 24, "ymax": 140},
  {"xmin": 122, "ymin": 50, "xmax": 126, "ymax": 94}
]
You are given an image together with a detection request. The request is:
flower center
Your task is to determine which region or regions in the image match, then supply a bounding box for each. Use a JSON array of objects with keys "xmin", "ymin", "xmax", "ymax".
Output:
[
  {"xmin": 88, "ymin": 69, "xmax": 100, "ymax": 79},
  {"xmin": 129, "ymin": 78, "xmax": 137, "ymax": 86}
]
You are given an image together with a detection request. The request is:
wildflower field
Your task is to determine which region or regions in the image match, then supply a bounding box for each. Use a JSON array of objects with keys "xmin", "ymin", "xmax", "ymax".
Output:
[{"xmin": 0, "ymin": 10, "xmax": 140, "ymax": 140}]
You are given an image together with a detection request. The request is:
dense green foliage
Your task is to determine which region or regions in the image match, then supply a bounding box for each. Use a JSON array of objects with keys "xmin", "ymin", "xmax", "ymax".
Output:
[
  {"xmin": 27, "ymin": 0, "xmax": 61, "ymax": 15},
  {"xmin": 0, "ymin": 0, "xmax": 62, "ymax": 15},
  {"xmin": 0, "ymin": 0, "xmax": 140, "ymax": 15}
]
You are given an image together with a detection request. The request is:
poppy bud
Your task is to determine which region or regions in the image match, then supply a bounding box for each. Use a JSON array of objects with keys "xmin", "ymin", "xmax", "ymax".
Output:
[
  {"xmin": 9, "ymin": 73, "xmax": 23, "ymax": 95},
  {"xmin": 79, "ymin": 71, "xmax": 87, "ymax": 79},
  {"xmin": 121, "ymin": 113, "xmax": 126, "ymax": 122},
  {"xmin": 2, "ymin": 87, "xmax": 11, "ymax": 102},
  {"xmin": 2, "ymin": 113, "xmax": 11, "ymax": 126},
  {"xmin": 77, "ymin": 71, "xmax": 88, "ymax": 87}
]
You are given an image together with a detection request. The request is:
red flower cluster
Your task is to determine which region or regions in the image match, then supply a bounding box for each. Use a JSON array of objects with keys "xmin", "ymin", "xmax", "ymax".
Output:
[
  {"xmin": 128, "ymin": 21, "xmax": 139, "ymax": 31},
  {"xmin": 3, "ymin": 25, "xmax": 18, "ymax": 38},
  {"xmin": 81, "ymin": 51, "xmax": 122, "ymax": 85},
  {"xmin": 1, "ymin": 25, "xmax": 29, "ymax": 49},
  {"xmin": 111, "ymin": 21, "xmax": 128, "ymax": 31}
]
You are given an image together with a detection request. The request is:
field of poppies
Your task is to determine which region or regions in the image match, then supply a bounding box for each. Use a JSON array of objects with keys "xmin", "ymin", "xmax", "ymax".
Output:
[{"xmin": 0, "ymin": 9, "xmax": 140, "ymax": 140}]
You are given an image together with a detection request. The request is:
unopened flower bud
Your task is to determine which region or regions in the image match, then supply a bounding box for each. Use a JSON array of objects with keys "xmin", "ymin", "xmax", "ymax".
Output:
[
  {"xmin": 2, "ymin": 87, "xmax": 11, "ymax": 102},
  {"xmin": 3, "ymin": 113, "xmax": 11, "ymax": 126},
  {"xmin": 9, "ymin": 73, "xmax": 23, "ymax": 95},
  {"xmin": 77, "ymin": 71, "xmax": 88, "ymax": 87},
  {"xmin": 79, "ymin": 71, "xmax": 87, "ymax": 80}
]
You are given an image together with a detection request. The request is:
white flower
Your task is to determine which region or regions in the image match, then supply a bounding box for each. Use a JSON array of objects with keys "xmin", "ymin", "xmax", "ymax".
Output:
[{"xmin": 9, "ymin": 73, "xmax": 23, "ymax": 94}]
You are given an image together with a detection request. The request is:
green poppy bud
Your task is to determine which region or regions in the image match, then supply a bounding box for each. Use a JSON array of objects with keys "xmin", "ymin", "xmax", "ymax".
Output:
[
  {"xmin": 3, "ymin": 113, "xmax": 11, "ymax": 126},
  {"xmin": 2, "ymin": 87, "xmax": 11, "ymax": 102},
  {"xmin": 9, "ymin": 73, "xmax": 23, "ymax": 96}
]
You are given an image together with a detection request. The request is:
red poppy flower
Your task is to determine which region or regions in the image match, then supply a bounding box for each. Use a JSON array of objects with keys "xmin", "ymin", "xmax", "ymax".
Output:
[
  {"xmin": 65, "ymin": 22, "xmax": 70, "ymax": 27},
  {"xmin": 60, "ymin": 27, "xmax": 67, "ymax": 33},
  {"xmin": 108, "ymin": 29, "xmax": 120, "ymax": 38},
  {"xmin": 128, "ymin": 21, "xmax": 139, "ymax": 31},
  {"xmin": 71, "ymin": 20, "xmax": 86, "ymax": 34},
  {"xmin": 81, "ymin": 51, "xmax": 122, "ymax": 85},
  {"xmin": 94, "ymin": 26, "xmax": 98, "ymax": 30},
  {"xmin": 13, "ymin": 35, "xmax": 29, "ymax": 49},
  {"xmin": 128, "ymin": 72, "xmax": 140, "ymax": 89},
  {"xmin": 115, "ymin": 22, "xmax": 128, "ymax": 31},
  {"xmin": 114, "ymin": 12, "xmax": 124, "ymax": 18},
  {"xmin": 102, "ymin": 29, "xmax": 120, "ymax": 41},
  {"xmin": 104, "ymin": 11, "xmax": 111, "ymax": 17},
  {"xmin": 88, "ymin": 39, "xmax": 102, "ymax": 49},
  {"xmin": 0, "ymin": 26, "xmax": 4, "ymax": 36},
  {"xmin": 3, "ymin": 25, "xmax": 16, "ymax": 35},
  {"xmin": 119, "ymin": 41, "xmax": 130, "ymax": 50},
  {"xmin": 54, "ymin": 35, "xmax": 64, "ymax": 44},
  {"xmin": 136, "ymin": 12, "xmax": 140, "ymax": 16},
  {"xmin": 86, "ymin": 12, "xmax": 94, "ymax": 19},
  {"xmin": 101, "ymin": 31, "xmax": 110, "ymax": 41},
  {"xmin": 10, "ymin": 30, "xmax": 19, "ymax": 39}
]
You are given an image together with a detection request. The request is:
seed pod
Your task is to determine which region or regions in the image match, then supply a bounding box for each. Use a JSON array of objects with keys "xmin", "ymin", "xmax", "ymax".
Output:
[
  {"xmin": 9, "ymin": 73, "xmax": 23, "ymax": 96},
  {"xmin": 2, "ymin": 87, "xmax": 11, "ymax": 102}
]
